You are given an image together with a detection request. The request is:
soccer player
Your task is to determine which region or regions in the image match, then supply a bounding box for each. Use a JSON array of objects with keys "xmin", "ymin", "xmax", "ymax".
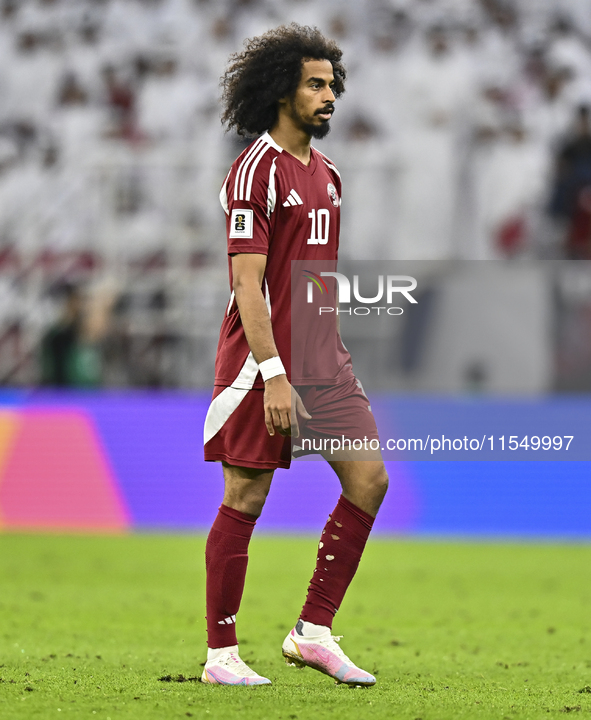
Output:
[{"xmin": 202, "ymin": 24, "xmax": 389, "ymax": 687}]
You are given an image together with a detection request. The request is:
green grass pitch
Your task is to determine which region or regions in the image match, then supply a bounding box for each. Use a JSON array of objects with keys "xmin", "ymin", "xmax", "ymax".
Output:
[{"xmin": 1, "ymin": 534, "xmax": 591, "ymax": 720}]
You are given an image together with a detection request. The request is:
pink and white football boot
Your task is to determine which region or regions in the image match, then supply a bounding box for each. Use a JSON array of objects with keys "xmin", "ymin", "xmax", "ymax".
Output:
[
  {"xmin": 282, "ymin": 620, "xmax": 376, "ymax": 686},
  {"xmin": 201, "ymin": 645, "xmax": 271, "ymax": 686}
]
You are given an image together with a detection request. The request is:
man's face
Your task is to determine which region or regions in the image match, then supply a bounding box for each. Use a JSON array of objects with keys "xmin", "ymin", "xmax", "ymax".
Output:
[{"xmin": 287, "ymin": 59, "xmax": 336, "ymax": 139}]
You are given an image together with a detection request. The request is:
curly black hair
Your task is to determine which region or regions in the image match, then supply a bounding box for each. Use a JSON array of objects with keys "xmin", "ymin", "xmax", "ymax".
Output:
[{"xmin": 221, "ymin": 23, "xmax": 346, "ymax": 137}]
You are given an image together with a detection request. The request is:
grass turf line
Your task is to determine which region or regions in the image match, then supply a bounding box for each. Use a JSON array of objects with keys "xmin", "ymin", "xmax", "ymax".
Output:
[{"xmin": 0, "ymin": 535, "xmax": 590, "ymax": 719}]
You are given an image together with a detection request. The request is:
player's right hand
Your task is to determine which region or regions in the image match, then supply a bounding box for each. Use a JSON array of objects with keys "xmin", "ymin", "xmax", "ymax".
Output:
[{"xmin": 264, "ymin": 375, "xmax": 311, "ymax": 437}]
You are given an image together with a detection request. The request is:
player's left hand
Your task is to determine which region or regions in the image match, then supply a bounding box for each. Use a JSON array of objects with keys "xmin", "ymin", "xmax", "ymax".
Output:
[
  {"xmin": 264, "ymin": 376, "xmax": 311, "ymax": 437},
  {"xmin": 290, "ymin": 388, "xmax": 311, "ymax": 438}
]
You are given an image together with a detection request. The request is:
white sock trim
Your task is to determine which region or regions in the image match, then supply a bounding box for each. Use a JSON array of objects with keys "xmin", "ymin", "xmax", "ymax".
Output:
[
  {"xmin": 300, "ymin": 620, "xmax": 331, "ymax": 638},
  {"xmin": 207, "ymin": 644, "xmax": 239, "ymax": 662}
]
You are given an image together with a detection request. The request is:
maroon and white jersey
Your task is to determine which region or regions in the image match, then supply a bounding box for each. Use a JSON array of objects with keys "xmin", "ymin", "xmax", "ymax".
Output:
[{"xmin": 214, "ymin": 131, "xmax": 351, "ymax": 388}]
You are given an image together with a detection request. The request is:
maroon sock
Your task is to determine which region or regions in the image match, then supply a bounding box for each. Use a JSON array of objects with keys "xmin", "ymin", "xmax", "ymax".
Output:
[
  {"xmin": 205, "ymin": 504, "xmax": 257, "ymax": 649},
  {"xmin": 300, "ymin": 495, "xmax": 374, "ymax": 629}
]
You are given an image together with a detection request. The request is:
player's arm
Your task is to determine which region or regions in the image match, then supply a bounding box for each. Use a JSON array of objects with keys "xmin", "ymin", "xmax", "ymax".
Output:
[{"xmin": 231, "ymin": 252, "xmax": 309, "ymax": 437}]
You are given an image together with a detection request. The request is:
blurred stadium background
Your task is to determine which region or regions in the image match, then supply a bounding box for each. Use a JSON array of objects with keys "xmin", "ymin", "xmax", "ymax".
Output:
[{"xmin": 1, "ymin": 0, "xmax": 591, "ymax": 535}]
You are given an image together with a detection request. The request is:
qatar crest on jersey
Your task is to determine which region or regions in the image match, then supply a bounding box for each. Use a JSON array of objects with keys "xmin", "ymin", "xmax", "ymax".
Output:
[{"xmin": 327, "ymin": 182, "xmax": 339, "ymax": 207}]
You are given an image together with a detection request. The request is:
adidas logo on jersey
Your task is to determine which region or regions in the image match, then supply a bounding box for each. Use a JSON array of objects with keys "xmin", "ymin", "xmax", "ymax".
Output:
[{"xmin": 282, "ymin": 189, "xmax": 303, "ymax": 207}]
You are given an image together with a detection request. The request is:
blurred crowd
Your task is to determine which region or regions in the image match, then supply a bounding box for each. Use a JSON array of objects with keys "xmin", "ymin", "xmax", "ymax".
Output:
[{"xmin": 1, "ymin": 0, "xmax": 591, "ymax": 386}]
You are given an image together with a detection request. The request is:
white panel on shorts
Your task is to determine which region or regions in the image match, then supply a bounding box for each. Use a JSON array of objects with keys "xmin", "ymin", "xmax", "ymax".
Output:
[
  {"xmin": 203, "ymin": 352, "xmax": 259, "ymax": 444},
  {"xmin": 204, "ymin": 281, "xmax": 273, "ymax": 444}
]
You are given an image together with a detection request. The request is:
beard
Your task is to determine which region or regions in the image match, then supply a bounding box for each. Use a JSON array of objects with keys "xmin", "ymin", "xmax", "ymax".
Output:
[
  {"xmin": 303, "ymin": 120, "xmax": 332, "ymax": 139},
  {"xmin": 289, "ymin": 97, "xmax": 333, "ymax": 139}
]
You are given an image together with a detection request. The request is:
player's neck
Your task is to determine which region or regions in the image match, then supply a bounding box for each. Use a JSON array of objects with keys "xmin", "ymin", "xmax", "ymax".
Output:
[{"xmin": 269, "ymin": 121, "xmax": 312, "ymax": 166}]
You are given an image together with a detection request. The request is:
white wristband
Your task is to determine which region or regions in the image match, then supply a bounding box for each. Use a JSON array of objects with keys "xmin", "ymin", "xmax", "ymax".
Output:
[{"xmin": 259, "ymin": 356, "xmax": 286, "ymax": 382}]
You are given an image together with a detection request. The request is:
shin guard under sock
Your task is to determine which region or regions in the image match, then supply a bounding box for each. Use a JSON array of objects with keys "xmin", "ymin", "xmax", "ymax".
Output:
[
  {"xmin": 205, "ymin": 504, "xmax": 256, "ymax": 648},
  {"xmin": 300, "ymin": 495, "xmax": 374, "ymax": 628}
]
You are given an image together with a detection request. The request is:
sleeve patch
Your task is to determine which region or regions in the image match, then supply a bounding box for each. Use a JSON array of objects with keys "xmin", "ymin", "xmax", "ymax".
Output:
[{"xmin": 229, "ymin": 209, "xmax": 254, "ymax": 239}]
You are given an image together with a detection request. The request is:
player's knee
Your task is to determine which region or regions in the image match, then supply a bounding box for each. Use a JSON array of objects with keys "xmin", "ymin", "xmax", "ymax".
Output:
[
  {"xmin": 226, "ymin": 482, "xmax": 270, "ymax": 518},
  {"xmin": 247, "ymin": 486, "xmax": 271, "ymax": 517},
  {"xmin": 366, "ymin": 464, "xmax": 389, "ymax": 503}
]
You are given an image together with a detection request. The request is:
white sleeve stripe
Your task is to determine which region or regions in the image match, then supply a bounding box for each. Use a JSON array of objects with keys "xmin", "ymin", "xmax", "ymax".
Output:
[
  {"xmin": 261, "ymin": 131, "xmax": 283, "ymax": 153},
  {"xmin": 238, "ymin": 146, "xmax": 259, "ymax": 200},
  {"xmin": 234, "ymin": 137, "xmax": 263, "ymax": 201},
  {"xmin": 219, "ymin": 170, "xmax": 231, "ymax": 215},
  {"xmin": 290, "ymin": 189, "xmax": 303, "ymax": 204},
  {"xmin": 264, "ymin": 278, "xmax": 271, "ymax": 314},
  {"xmin": 237, "ymin": 138, "xmax": 264, "ymax": 201},
  {"xmin": 226, "ymin": 290, "xmax": 235, "ymax": 316},
  {"xmin": 245, "ymin": 144, "xmax": 270, "ymax": 201},
  {"xmin": 315, "ymin": 148, "xmax": 335, "ymax": 164},
  {"xmin": 321, "ymin": 157, "xmax": 341, "ymax": 178},
  {"xmin": 235, "ymin": 136, "xmax": 263, "ymax": 200},
  {"xmin": 267, "ymin": 157, "xmax": 278, "ymax": 216}
]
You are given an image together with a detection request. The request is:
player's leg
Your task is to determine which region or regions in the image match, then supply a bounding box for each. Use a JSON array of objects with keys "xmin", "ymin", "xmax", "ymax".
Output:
[
  {"xmin": 300, "ymin": 459, "xmax": 388, "ymax": 626},
  {"xmin": 306, "ymin": 459, "xmax": 387, "ymax": 623},
  {"xmin": 220, "ymin": 461, "xmax": 274, "ymax": 517},
  {"xmin": 329, "ymin": 458, "xmax": 389, "ymax": 517},
  {"xmin": 202, "ymin": 463, "xmax": 274, "ymax": 686},
  {"xmin": 282, "ymin": 459, "xmax": 388, "ymax": 685}
]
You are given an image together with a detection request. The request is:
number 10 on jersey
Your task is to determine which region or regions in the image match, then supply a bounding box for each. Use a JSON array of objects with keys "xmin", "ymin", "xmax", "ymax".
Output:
[{"xmin": 307, "ymin": 209, "xmax": 330, "ymax": 245}]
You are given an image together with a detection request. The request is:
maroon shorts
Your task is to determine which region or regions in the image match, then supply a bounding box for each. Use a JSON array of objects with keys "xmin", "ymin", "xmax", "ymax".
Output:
[{"xmin": 203, "ymin": 363, "xmax": 379, "ymax": 470}]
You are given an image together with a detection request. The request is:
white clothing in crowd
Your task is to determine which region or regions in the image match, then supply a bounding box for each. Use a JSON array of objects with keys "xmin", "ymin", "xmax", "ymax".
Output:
[{"xmin": 0, "ymin": 0, "xmax": 591, "ymax": 267}]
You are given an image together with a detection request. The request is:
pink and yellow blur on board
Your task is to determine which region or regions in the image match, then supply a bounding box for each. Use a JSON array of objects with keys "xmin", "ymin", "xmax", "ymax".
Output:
[{"xmin": 0, "ymin": 409, "xmax": 129, "ymax": 532}]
